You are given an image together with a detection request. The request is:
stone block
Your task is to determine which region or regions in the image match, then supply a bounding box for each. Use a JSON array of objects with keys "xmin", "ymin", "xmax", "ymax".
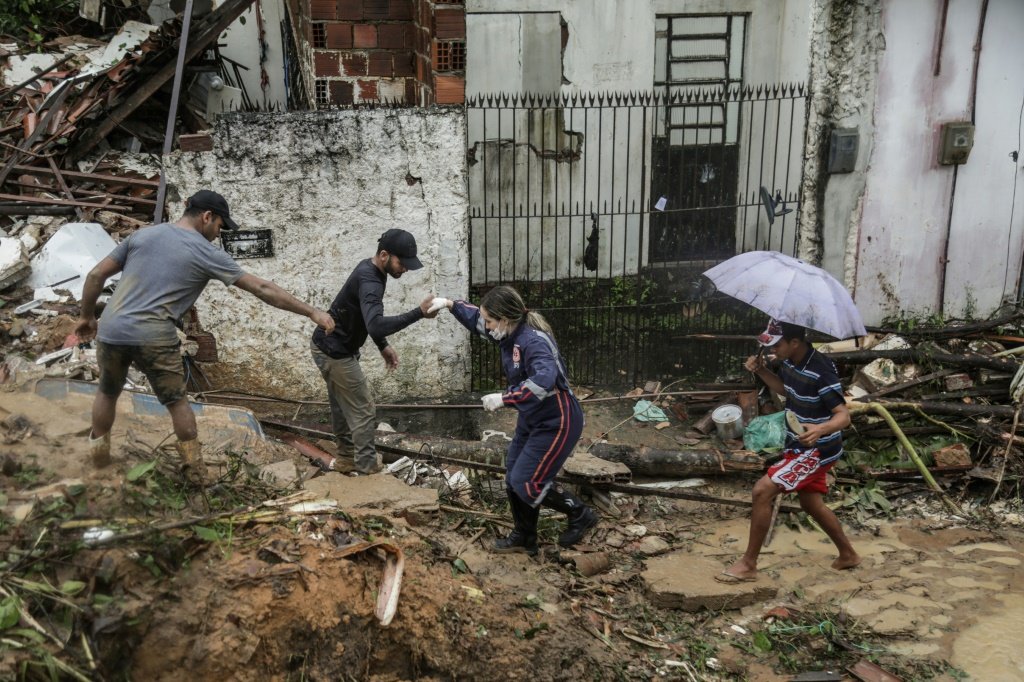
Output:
[{"xmin": 643, "ymin": 553, "xmax": 778, "ymax": 611}]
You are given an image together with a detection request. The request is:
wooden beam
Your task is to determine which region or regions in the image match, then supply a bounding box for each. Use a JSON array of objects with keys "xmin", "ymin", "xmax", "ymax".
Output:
[
  {"xmin": 0, "ymin": 193, "xmax": 129, "ymax": 211},
  {"xmin": 12, "ymin": 164, "xmax": 158, "ymax": 188}
]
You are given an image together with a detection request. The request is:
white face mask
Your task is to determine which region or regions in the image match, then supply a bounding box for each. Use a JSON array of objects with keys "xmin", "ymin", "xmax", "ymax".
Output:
[{"xmin": 488, "ymin": 321, "xmax": 508, "ymax": 341}]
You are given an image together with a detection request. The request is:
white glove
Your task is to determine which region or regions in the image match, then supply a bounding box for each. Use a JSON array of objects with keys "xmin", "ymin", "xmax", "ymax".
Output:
[
  {"xmin": 481, "ymin": 392, "xmax": 505, "ymax": 412},
  {"xmin": 427, "ymin": 297, "xmax": 451, "ymax": 314}
]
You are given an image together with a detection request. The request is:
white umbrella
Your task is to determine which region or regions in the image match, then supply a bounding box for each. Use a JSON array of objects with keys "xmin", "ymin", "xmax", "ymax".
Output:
[{"xmin": 702, "ymin": 251, "xmax": 866, "ymax": 339}]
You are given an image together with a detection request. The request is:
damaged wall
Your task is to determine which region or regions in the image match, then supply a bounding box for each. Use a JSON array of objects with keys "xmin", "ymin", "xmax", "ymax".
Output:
[
  {"xmin": 849, "ymin": 0, "xmax": 1024, "ymax": 323},
  {"xmin": 797, "ymin": 0, "xmax": 883, "ymax": 281},
  {"xmin": 164, "ymin": 107, "xmax": 470, "ymax": 401}
]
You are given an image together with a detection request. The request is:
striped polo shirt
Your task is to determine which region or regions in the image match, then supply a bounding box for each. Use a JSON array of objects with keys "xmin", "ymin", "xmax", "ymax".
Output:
[{"xmin": 779, "ymin": 348, "xmax": 846, "ymax": 463}]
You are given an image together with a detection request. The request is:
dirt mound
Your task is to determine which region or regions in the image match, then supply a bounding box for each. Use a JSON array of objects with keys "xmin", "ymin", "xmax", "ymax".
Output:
[{"xmin": 126, "ymin": 521, "xmax": 603, "ymax": 681}]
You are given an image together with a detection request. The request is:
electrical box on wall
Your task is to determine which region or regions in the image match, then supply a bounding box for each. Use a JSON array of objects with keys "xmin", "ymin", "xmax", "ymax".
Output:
[
  {"xmin": 221, "ymin": 230, "xmax": 274, "ymax": 259},
  {"xmin": 939, "ymin": 122, "xmax": 975, "ymax": 165},
  {"xmin": 828, "ymin": 128, "xmax": 858, "ymax": 173}
]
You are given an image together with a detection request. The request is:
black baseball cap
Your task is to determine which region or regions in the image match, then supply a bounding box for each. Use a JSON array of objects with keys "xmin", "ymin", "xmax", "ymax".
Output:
[
  {"xmin": 378, "ymin": 228, "xmax": 422, "ymax": 270},
  {"xmin": 187, "ymin": 190, "xmax": 239, "ymax": 231}
]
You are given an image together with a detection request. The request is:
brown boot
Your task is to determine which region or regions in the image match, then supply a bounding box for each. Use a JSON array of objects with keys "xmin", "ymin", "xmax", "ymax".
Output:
[
  {"xmin": 175, "ymin": 439, "xmax": 207, "ymax": 485},
  {"xmin": 88, "ymin": 431, "xmax": 112, "ymax": 468}
]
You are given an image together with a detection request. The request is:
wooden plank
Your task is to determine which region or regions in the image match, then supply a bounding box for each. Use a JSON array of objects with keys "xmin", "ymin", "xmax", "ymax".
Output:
[
  {"xmin": 3, "ymin": 181, "xmax": 156, "ymax": 206},
  {"xmin": 12, "ymin": 164, "xmax": 158, "ymax": 188},
  {"xmin": 46, "ymin": 155, "xmax": 83, "ymax": 219},
  {"xmin": 0, "ymin": 193, "xmax": 129, "ymax": 210}
]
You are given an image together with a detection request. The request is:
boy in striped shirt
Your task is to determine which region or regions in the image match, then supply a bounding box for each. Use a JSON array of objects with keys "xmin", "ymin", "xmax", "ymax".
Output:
[{"xmin": 718, "ymin": 319, "xmax": 860, "ymax": 583}]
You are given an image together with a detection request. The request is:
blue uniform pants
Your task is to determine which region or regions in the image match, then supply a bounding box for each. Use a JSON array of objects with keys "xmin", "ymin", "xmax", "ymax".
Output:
[{"xmin": 506, "ymin": 391, "xmax": 584, "ymax": 506}]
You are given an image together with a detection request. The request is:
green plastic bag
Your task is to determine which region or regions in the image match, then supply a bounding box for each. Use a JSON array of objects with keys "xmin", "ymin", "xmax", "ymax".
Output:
[{"xmin": 743, "ymin": 411, "xmax": 787, "ymax": 453}]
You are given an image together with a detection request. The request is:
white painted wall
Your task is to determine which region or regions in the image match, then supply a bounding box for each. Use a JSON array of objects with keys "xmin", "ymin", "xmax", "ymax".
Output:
[
  {"xmin": 852, "ymin": 0, "xmax": 1024, "ymax": 324},
  {"xmin": 465, "ymin": 0, "xmax": 812, "ymax": 283},
  {"xmin": 942, "ymin": 0, "xmax": 1024, "ymax": 318},
  {"xmin": 215, "ymin": 0, "xmax": 289, "ymax": 110},
  {"xmin": 165, "ymin": 108, "xmax": 470, "ymax": 400}
]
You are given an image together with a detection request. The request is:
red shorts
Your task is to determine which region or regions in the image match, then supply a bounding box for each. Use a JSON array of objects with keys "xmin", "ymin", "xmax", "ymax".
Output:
[{"xmin": 767, "ymin": 448, "xmax": 833, "ymax": 494}]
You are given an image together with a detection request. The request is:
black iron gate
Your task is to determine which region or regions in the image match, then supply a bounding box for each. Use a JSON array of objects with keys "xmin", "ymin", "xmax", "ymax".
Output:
[{"xmin": 466, "ymin": 84, "xmax": 808, "ymax": 390}]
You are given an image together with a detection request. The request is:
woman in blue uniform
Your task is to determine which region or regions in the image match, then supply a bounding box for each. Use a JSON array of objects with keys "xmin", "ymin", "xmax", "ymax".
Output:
[{"xmin": 430, "ymin": 286, "xmax": 598, "ymax": 554}]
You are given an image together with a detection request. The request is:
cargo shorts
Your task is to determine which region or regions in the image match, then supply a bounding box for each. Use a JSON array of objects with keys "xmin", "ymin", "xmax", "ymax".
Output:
[{"xmin": 96, "ymin": 341, "xmax": 186, "ymax": 405}]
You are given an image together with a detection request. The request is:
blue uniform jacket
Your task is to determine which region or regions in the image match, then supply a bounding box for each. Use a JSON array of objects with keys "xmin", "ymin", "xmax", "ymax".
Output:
[{"xmin": 451, "ymin": 301, "xmax": 577, "ymax": 423}]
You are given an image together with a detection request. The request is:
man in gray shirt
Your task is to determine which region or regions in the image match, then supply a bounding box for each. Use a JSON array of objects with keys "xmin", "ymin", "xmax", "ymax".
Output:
[{"xmin": 75, "ymin": 190, "xmax": 334, "ymax": 484}]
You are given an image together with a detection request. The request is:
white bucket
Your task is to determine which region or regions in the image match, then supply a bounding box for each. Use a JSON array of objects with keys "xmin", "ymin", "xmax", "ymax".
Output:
[{"xmin": 712, "ymin": 404, "xmax": 744, "ymax": 441}]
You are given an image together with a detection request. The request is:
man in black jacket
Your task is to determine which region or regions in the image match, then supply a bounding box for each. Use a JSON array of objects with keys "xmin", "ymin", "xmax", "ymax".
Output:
[{"xmin": 311, "ymin": 229, "xmax": 437, "ymax": 474}]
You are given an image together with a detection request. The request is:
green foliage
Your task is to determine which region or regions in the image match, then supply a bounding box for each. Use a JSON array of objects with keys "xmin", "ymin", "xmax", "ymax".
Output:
[
  {"xmin": 737, "ymin": 604, "xmax": 965, "ymax": 679},
  {"xmin": 126, "ymin": 460, "xmax": 157, "ymax": 482},
  {"xmin": 0, "ymin": 0, "xmax": 78, "ymax": 43}
]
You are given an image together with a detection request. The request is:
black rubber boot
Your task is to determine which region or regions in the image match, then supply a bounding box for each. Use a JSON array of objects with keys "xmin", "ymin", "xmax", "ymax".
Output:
[
  {"xmin": 542, "ymin": 485, "xmax": 599, "ymax": 547},
  {"xmin": 493, "ymin": 488, "xmax": 539, "ymax": 555}
]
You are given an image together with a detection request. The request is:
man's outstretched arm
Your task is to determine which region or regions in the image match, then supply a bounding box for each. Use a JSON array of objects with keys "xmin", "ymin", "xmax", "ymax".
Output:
[{"xmin": 234, "ymin": 274, "xmax": 335, "ymax": 333}]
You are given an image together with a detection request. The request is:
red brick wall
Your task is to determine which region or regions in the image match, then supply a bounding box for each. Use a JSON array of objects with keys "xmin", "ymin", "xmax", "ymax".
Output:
[
  {"xmin": 308, "ymin": 0, "xmax": 418, "ymax": 106},
  {"xmin": 409, "ymin": 0, "xmax": 465, "ymax": 105},
  {"xmin": 304, "ymin": 0, "xmax": 463, "ymax": 107}
]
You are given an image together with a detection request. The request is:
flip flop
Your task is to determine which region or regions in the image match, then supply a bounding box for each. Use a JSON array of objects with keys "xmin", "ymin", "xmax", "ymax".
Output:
[{"xmin": 715, "ymin": 571, "xmax": 757, "ymax": 584}]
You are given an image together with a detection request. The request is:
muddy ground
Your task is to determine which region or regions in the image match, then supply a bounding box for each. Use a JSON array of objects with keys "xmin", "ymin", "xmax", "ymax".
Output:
[{"xmin": 2, "ymin": 380, "xmax": 1023, "ymax": 681}]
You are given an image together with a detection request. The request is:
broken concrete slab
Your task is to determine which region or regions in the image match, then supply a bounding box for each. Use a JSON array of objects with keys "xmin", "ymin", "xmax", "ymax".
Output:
[
  {"xmin": 303, "ymin": 472, "xmax": 437, "ymax": 515},
  {"xmin": 0, "ymin": 237, "xmax": 30, "ymax": 290},
  {"xmin": 643, "ymin": 553, "xmax": 777, "ymax": 612},
  {"xmin": 563, "ymin": 449, "xmax": 631, "ymax": 483},
  {"xmin": 260, "ymin": 460, "xmax": 300, "ymax": 488},
  {"xmin": 630, "ymin": 535, "xmax": 670, "ymax": 556}
]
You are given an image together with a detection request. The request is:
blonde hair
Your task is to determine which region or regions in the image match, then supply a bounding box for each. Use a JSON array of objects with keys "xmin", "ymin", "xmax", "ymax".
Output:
[{"xmin": 480, "ymin": 285, "xmax": 554, "ymax": 338}]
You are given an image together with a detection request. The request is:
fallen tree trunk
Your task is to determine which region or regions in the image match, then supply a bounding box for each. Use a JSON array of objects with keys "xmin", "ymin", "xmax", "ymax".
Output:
[
  {"xmin": 374, "ymin": 431, "xmax": 508, "ymax": 465},
  {"xmin": 825, "ymin": 348, "xmax": 1019, "ymax": 373},
  {"xmin": 263, "ymin": 417, "xmax": 766, "ymax": 478},
  {"xmin": 865, "ymin": 310, "xmax": 1024, "ymax": 340},
  {"xmin": 587, "ymin": 443, "xmax": 764, "ymax": 477},
  {"xmin": 866, "ymin": 399, "xmax": 1019, "ymax": 419}
]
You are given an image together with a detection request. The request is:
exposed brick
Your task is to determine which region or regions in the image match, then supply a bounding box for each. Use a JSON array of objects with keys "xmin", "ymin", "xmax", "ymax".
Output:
[
  {"xmin": 314, "ymin": 50, "xmax": 341, "ymax": 76},
  {"xmin": 353, "ymin": 24, "xmax": 377, "ymax": 48},
  {"xmin": 377, "ymin": 24, "xmax": 407, "ymax": 49},
  {"xmin": 404, "ymin": 78, "xmax": 417, "ymax": 105},
  {"xmin": 367, "ymin": 52, "xmax": 393, "ymax": 77},
  {"xmin": 392, "ymin": 50, "xmax": 415, "ymax": 77},
  {"xmin": 325, "ymin": 23, "xmax": 353, "ymax": 48},
  {"xmin": 416, "ymin": 53, "xmax": 426, "ymax": 81},
  {"xmin": 342, "ymin": 53, "xmax": 368, "ymax": 76},
  {"xmin": 309, "ymin": 0, "xmax": 336, "ymax": 20},
  {"xmin": 389, "ymin": 0, "xmax": 413, "ymax": 21},
  {"xmin": 434, "ymin": 74, "xmax": 464, "ymax": 104},
  {"xmin": 336, "ymin": 0, "xmax": 361, "ymax": 20},
  {"xmin": 419, "ymin": 0, "xmax": 431, "ymax": 27},
  {"xmin": 329, "ymin": 80, "xmax": 354, "ymax": 105},
  {"xmin": 179, "ymin": 133, "xmax": 214, "ymax": 152},
  {"xmin": 434, "ymin": 8, "xmax": 464, "ymax": 39},
  {"xmin": 363, "ymin": 0, "xmax": 389, "ymax": 19},
  {"xmin": 357, "ymin": 79, "xmax": 378, "ymax": 101}
]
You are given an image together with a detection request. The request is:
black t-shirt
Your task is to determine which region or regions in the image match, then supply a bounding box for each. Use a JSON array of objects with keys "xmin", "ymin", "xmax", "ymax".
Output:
[{"xmin": 312, "ymin": 258, "xmax": 422, "ymax": 358}]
